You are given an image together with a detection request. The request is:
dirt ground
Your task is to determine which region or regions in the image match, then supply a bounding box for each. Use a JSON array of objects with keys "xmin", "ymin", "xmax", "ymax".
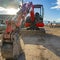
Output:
[
  {"xmin": 18, "ymin": 27, "xmax": 60, "ymax": 60},
  {"xmin": 0, "ymin": 27, "xmax": 60, "ymax": 60}
]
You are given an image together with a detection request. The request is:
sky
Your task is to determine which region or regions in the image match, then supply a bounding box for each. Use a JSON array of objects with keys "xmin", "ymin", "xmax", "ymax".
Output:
[{"xmin": 0, "ymin": 0, "xmax": 60, "ymax": 22}]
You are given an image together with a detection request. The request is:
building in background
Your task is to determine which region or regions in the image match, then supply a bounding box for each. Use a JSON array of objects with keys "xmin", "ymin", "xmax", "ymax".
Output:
[
  {"xmin": 0, "ymin": 14, "xmax": 15, "ymax": 33},
  {"xmin": 0, "ymin": 14, "xmax": 15, "ymax": 24}
]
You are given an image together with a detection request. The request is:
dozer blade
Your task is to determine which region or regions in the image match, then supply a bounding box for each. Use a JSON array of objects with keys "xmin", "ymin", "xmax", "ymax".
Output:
[{"xmin": 20, "ymin": 28, "xmax": 45, "ymax": 37}]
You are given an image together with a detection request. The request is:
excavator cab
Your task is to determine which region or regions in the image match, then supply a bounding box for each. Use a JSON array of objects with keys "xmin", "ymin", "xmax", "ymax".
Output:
[
  {"xmin": 34, "ymin": 5, "xmax": 44, "ymax": 20},
  {"xmin": 25, "ymin": 4, "xmax": 44, "ymax": 30}
]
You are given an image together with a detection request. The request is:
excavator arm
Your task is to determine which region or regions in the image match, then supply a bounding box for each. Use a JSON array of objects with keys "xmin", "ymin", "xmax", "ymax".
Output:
[{"xmin": 5, "ymin": 2, "xmax": 34, "ymax": 33}]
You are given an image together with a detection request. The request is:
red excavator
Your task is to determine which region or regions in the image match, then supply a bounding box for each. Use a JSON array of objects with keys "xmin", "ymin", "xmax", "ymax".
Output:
[
  {"xmin": 25, "ymin": 4, "xmax": 44, "ymax": 30},
  {"xmin": 1, "ymin": 2, "xmax": 45, "ymax": 60}
]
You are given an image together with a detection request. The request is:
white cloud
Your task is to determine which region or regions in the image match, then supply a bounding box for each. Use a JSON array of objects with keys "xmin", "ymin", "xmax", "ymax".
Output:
[
  {"xmin": 0, "ymin": 7, "xmax": 7, "ymax": 14},
  {"xmin": 0, "ymin": 7, "xmax": 6, "ymax": 11},
  {"xmin": 0, "ymin": 7, "xmax": 19, "ymax": 15},
  {"xmin": 51, "ymin": 0, "xmax": 60, "ymax": 9},
  {"xmin": 44, "ymin": 17, "xmax": 46, "ymax": 20},
  {"xmin": 56, "ymin": 18, "xmax": 60, "ymax": 22}
]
